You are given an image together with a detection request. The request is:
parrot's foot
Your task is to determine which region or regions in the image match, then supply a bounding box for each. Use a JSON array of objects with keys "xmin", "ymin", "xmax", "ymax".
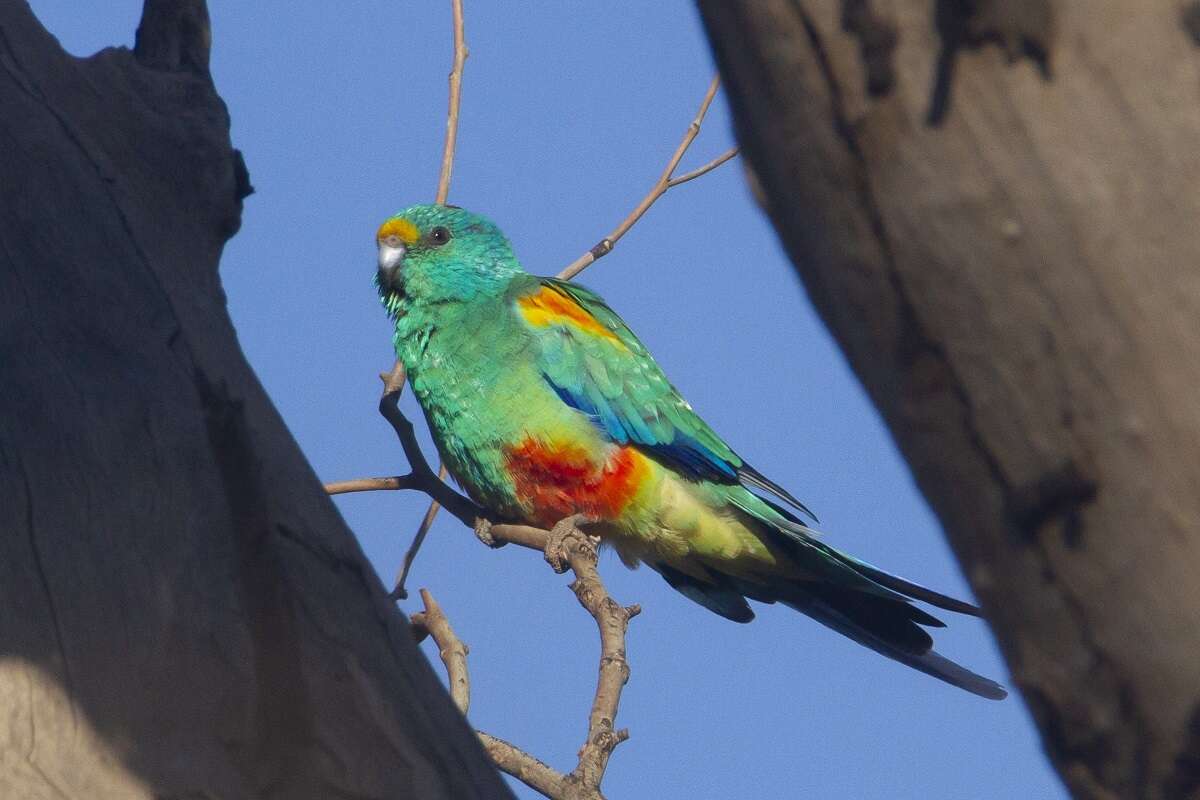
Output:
[
  {"xmin": 544, "ymin": 514, "xmax": 597, "ymax": 574},
  {"xmin": 473, "ymin": 517, "xmax": 505, "ymax": 549}
]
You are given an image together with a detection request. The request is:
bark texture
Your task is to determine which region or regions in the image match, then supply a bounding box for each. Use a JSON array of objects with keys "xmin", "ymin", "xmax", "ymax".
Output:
[
  {"xmin": 696, "ymin": 2, "xmax": 1200, "ymax": 799},
  {"xmin": 0, "ymin": 2, "xmax": 511, "ymax": 797}
]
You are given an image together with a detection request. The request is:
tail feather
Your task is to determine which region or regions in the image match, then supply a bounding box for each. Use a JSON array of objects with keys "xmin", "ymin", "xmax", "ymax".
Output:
[
  {"xmin": 805, "ymin": 541, "xmax": 984, "ymax": 617},
  {"xmin": 650, "ymin": 485, "xmax": 1006, "ymax": 699},
  {"xmin": 654, "ymin": 562, "xmax": 755, "ymax": 623},
  {"xmin": 741, "ymin": 493, "xmax": 983, "ymax": 616},
  {"xmin": 784, "ymin": 587, "xmax": 1008, "ymax": 700}
]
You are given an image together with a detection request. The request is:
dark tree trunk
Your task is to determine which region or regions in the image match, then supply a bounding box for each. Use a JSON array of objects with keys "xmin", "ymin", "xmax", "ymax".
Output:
[
  {"xmin": 696, "ymin": 2, "xmax": 1200, "ymax": 799},
  {"xmin": 0, "ymin": 2, "xmax": 510, "ymax": 797}
]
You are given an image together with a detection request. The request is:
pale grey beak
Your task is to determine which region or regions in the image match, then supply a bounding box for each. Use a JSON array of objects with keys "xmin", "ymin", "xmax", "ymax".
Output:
[{"xmin": 378, "ymin": 240, "xmax": 407, "ymax": 281}]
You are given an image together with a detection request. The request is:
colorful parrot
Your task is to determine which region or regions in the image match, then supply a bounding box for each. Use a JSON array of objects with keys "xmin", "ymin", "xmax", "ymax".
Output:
[{"xmin": 374, "ymin": 204, "xmax": 1006, "ymax": 700}]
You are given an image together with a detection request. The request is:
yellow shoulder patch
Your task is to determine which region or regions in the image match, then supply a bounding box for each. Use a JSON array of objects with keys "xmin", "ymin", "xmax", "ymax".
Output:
[
  {"xmin": 376, "ymin": 217, "xmax": 420, "ymax": 246},
  {"xmin": 517, "ymin": 285, "xmax": 624, "ymax": 346}
]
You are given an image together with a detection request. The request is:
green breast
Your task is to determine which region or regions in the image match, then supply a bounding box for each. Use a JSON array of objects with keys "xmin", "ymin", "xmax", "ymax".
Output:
[{"xmin": 395, "ymin": 299, "xmax": 595, "ymax": 517}]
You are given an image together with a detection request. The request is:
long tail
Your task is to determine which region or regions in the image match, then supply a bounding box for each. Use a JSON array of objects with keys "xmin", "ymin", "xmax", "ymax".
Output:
[
  {"xmin": 651, "ymin": 495, "xmax": 1007, "ymax": 700},
  {"xmin": 655, "ymin": 558, "xmax": 1006, "ymax": 700},
  {"xmin": 780, "ymin": 582, "xmax": 1007, "ymax": 700}
]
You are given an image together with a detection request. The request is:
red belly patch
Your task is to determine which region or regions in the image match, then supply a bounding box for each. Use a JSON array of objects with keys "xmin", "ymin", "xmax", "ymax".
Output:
[{"xmin": 504, "ymin": 438, "xmax": 648, "ymax": 527}]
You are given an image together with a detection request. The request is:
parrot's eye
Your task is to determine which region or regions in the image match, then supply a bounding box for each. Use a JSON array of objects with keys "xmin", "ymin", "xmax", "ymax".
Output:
[{"xmin": 429, "ymin": 226, "xmax": 451, "ymax": 246}]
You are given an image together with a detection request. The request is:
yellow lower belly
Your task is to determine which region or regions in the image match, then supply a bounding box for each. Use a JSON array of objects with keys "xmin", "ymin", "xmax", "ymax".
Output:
[{"xmin": 600, "ymin": 462, "xmax": 787, "ymax": 582}]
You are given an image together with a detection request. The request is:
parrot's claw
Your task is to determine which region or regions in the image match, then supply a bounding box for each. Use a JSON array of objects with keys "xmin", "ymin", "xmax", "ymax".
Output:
[
  {"xmin": 473, "ymin": 517, "xmax": 504, "ymax": 549},
  {"xmin": 544, "ymin": 514, "xmax": 595, "ymax": 573}
]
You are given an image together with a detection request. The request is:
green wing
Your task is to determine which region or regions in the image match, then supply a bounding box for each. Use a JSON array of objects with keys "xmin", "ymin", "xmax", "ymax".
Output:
[{"xmin": 516, "ymin": 277, "xmax": 815, "ymax": 520}]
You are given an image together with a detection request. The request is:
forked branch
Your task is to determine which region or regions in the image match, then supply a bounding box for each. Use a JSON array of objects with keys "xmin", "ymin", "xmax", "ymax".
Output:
[
  {"xmin": 411, "ymin": 532, "xmax": 637, "ymax": 799},
  {"xmin": 557, "ymin": 75, "xmax": 738, "ymax": 280},
  {"xmin": 382, "ymin": 393, "xmax": 636, "ymax": 799}
]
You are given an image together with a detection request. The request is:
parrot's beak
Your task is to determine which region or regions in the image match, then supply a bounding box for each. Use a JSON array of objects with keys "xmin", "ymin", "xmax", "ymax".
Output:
[{"xmin": 377, "ymin": 237, "xmax": 407, "ymax": 287}]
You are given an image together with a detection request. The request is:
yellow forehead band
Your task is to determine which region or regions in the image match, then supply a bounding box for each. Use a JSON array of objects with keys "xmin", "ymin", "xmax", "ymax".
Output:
[{"xmin": 377, "ymin": 217, "xmax": 420, "ymax": 246}]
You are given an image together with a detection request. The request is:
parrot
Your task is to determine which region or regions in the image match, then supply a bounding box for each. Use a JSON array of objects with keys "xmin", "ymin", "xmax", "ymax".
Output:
[{"xmin": 374, "ymin": 203, "xmax": 1006, "ymax": 700}]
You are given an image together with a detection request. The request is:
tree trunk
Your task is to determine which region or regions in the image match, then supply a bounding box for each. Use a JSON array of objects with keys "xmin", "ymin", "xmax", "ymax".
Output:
[
  {"xmin": 0, "ymin": 2, "xmax": 510, "ymax": 797},
  {"xmin": 696, "ymin": 2, "xmax": 1200, "ymax": 798}
]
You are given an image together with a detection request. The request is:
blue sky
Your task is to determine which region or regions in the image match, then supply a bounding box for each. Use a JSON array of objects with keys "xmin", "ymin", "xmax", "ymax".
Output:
[{"xmin": 31, "ymin": 2, "xmax": 1065, "ymax": 798}]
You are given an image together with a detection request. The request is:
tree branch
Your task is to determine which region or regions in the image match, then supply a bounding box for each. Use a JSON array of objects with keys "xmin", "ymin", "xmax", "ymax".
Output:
[
  {"xmin": 325, "ymin": 476, "xmax": 404, "ymax": 495},
  {"xmin": 552, "ymin": 522, "xmax": 640, "ymax": 791},
  {"xmin": 391, "ymin": 488, "xmax": 448, "ymax": 599},
  {"xmin": 373, "ymin": 390, "xmax": 638, "ymax": 798},
  {"xmin": 410, "ymin": 589, "xmax": 471, "ymax": 715},
  {"xmin": 406, "ymin": 515, "xmax": 638, "ymax": 800},
  {"xmin": 374, "ymin": 390, "xmax": 484, "ymax": 528},
  {"xmin": 370, "ymin": 0, "xmax": 470, "ymax": 593},
  {"xmin": 478, "ymin": 733, "xmax": 573, "ymax": 799},
  {"xmin": 557, "ymin": 75, "xmax": 738, "ymax": 281},
  {"xmin": 436, "ymin": 0, "xmax": 468, "ymax": 206},
  {"xmin": 667, "ymin": 145, "xmax": 739, "ymax": 188}
]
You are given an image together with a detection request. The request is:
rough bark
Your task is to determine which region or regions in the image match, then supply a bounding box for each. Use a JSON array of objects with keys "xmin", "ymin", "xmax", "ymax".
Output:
[
  {"xmin": 0, "ymin": 2, "xmax": 511, "ymax": 798},
  {"xmin": 696, "ymin": 2, "xmax": 1200, "ymax": 799}
]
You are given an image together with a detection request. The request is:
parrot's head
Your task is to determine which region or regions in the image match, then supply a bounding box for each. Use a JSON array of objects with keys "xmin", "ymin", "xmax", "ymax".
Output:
[{"xmin": 375, "ymin": 204, "xmax": 522, "ymax": 317}]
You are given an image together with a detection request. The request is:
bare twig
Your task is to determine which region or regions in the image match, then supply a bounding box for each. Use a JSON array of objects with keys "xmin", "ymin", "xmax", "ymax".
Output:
[
  {"xmin": 325, "ymin": 476, "xmax": 404, "ymax": 495},
  {"xmin": 403, "ymin": 492, "xmax": 636, "ymax": 799},
  {"xmin": 376, "ymin": 391, "xmax": 636, "ymax": 798},
  {"xmin": 358, "ymin": 0, "xmax": 469, "ymax": 590},
  {"xmin": 478, "ymin": 733, "xmax": 574, "ymax": 799},
  {"xmin": 408, "ymin": 588, "xmax": 580, "ymax": 797},
  {"xmin": 409, "ymin": 589, "xmax": 470, "ymax": 714},
  {"xmin": 390, "ymin": 480, "xmax": 446, "ymax": 599},
  {"xmin": 436, "ymin": 0, "xmax": 468, "ymax": 205},
  {"xmin": 547, "ymin": 521, "xmax": 640, "ymax": 792},
  {"xmin": 667, "ymin": 145, "xmax": 739, "ymax": 187},
  {"xmin": 557, "ymin": 75, "xmax": 738, "ymax": 281},
  {"xmin": 375, "ymin": 391, "xmax": 485, "ymax": 526},
  {"xmin": 382, "ymin": 361, "xmax": 407, "ymax": 395}
]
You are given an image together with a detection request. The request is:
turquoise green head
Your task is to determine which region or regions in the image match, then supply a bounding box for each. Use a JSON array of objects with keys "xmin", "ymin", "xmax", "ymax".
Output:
[{"xmin": 375, "ymin": 204, "xmax": 522, "ymax": 317}]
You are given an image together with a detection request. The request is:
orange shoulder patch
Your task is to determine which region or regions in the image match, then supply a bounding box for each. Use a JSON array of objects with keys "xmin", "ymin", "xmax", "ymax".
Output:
[{"xmin": 517, "ymin": 285, "xmax": 623, "ymax": 346}]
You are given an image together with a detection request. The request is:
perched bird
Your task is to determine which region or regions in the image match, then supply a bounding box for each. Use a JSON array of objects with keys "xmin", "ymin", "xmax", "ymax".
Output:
[{"xmin": 375, "ymin": 204, "xmax": 1006, "ymax": 700}]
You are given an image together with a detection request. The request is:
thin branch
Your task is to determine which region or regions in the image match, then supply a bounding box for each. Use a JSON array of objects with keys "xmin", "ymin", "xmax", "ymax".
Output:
[
  {"xmin": 391, "ymin": 473, "xmax": 446, "ymax": 600},
  {"xmin": 382, "ymin": 361, "xmax": 407, "ymax": 395},
  {"xmin": 376, "ymin": 365, "xmax": 454, "ymax": 599},
  {"xmin": 667, "ymin": 145, "xmax": 739, "ymax": 187},
  {"xmin": 364, "ymin": 0, "xmax": 469, "ymax": 588},
  {"xmin": 436, "ymin": 0, "xmax": 468, "ymax": 205},
  {"xmin": 375, "ymin": 390, "xmax": 484, "ymax": 526},
  {"xmin": 406, "ymin": 527, "xmax": 633, "ymax": 799},
  {"xmin": 378, "ymin": 394, "xmax": 636, "ymax": 798},
  {"xmin": 471, "ymin": 520, "xmax": 637, "ymax": 799},
  {"xmin": 557, "ymin": 75, "xmax": 738, "ymax": 281},
  {"xmin": 547, "ymin": 519, "xmax": 640, "ymax": 792},
  {"xmin": 409, "ymin": 589, "xmax": 470, "ymax": 714},
  {"xmin": 477, "ymin": 733, "xmax": 575, "ymax": 799},
  {"xmin": 325, "ymin": 476, "xmax": 404, "ymax": 495},
  {"xmin": 409, "ymin": 589, "xmax": 592, "ymax": 798}
]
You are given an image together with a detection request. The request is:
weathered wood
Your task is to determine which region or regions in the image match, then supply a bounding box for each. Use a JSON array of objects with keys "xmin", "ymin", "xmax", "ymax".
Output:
[
  {"xmin": 0, "ymin": 3, "xmax": 511, "ymax": 797},
  {"xmin": 696, "ymin": 2, "xmax": 1200, "ymax": 798}
]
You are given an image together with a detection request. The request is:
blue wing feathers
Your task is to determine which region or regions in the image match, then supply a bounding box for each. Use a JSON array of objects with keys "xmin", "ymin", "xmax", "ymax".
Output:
[{"xmin": 528, "ymin": 277, "xmax": 812, "ymax": 511}]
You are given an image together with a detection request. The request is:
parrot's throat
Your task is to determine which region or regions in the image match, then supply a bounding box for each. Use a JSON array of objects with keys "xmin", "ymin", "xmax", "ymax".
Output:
[{"xmin": 379, "ymin": 286, "xmax": 407, "ymax": 319}]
